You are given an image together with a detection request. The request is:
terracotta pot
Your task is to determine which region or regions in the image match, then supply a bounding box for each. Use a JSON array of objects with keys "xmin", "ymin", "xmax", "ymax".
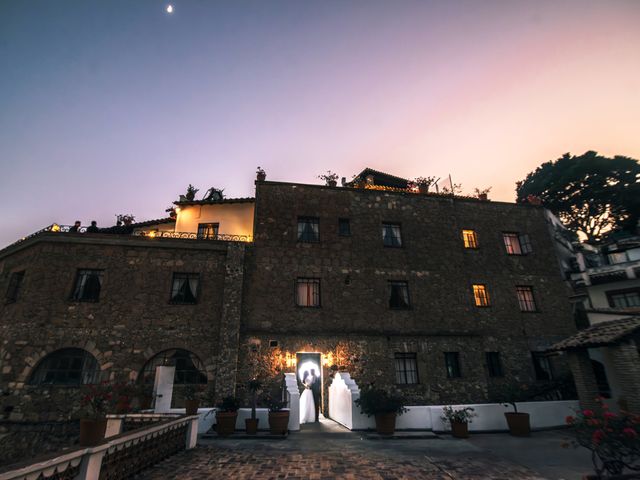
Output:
[
  {"xmin": 451, "ymin": 421, "xmax": 469, "ymax": 438},
  {"xmin": 257, "ymin": 172, "xmax": 266, "ymax": 181},
  {"xmin": 375, "ymin": 412, "xmax": 397, "ymax": 435},
  {"xmin": 504, "ymin": 412, "xmax": 530, "ymax": 436},
  {"xmin": 327, "ymin": 180, "xmax": 338, "ymax": 187},
  {"xmin": 79, "ymin": 418, "xmax": 107, "ymax": 446},
  {"xmin": 245, "ymin": 418, "xmax": 259, "ymax": 435},
  {"xmin": 216, "ymin": 411, "xmax": 238, "ymax": 436},
  {"xmin": 185, "ymin": 399, "xmax": 200, "ymax": 416},
  {"xmin": 268, "ymin": 410, "xmax": 290, "ymax": 435},
  {"xmin": 418, "ymin": 185, "xmax": 429, "ymax": 194},
  {"xmin": 478, "ymin": 193, "xmax": 488, "ymax": 201}
]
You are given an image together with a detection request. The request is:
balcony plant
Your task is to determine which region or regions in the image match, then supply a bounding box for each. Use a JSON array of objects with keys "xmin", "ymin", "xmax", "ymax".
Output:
[
  {"xmin": 413, "ymin": 176, "xmax": 437, "ymax": 194},
  {"xmin": 474, "ymin": 187, "xmax": 492, "ymax": 201},
  {"xmin": 565, "ymin": 398, "xmax": 640, "ymax": 479},
  {"xmin": 79, "ymin": 382, "xmax": 114, "ymax": 446},
  {"xmin": 185, "ymin": 184, "xmax": 199, "ymax": 201},
  {"xmin": 256, "ymin": 166, "xmax": 266, "ymax": 182},
  {"xmin": 216, "ymin": 396, "xmax": 241, "ymax": 436},
  {"xmin": 318, "ymin": 170, "xmax": 339, "ymax": 187},
  {"xmin": 184, "ymin": 384, "xmax": 205, "ymax": 415},
  {"xmin": 355, "ymin": 385, "xmax": 408, "ymax": 435},
  {"xmin": 441, "ymin": 406, "xmax": 477, "ymax": 438},
  {"xmin": 265, "ymin": 392, "xmax": 290, "ymax": 435},
  {"xmin": 246, "ymin": 378, "xmax": 262, "ymax": 434}
]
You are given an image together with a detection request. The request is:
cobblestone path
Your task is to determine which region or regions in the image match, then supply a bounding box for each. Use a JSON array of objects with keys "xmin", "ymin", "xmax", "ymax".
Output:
[{"xmin": 137, "ymin": 436, "xmax": 547, "ymax": 479}]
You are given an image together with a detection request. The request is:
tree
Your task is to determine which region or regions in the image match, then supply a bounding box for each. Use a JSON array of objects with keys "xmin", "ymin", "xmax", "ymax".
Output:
[{"xmin": 516, "ymin": 151, "xmax": 640, "ymax": 243}]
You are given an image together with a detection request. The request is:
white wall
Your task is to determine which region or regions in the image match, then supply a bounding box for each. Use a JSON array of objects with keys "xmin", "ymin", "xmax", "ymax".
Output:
[{"xmin": 175, "ymin": 203, "xmax": 254, "ymax": 237}]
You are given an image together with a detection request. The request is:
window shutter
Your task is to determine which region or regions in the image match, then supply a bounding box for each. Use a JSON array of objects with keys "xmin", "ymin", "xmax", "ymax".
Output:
[{"xmin": 519, "ymin": 234, "xmax": 532, "ymax": 254}]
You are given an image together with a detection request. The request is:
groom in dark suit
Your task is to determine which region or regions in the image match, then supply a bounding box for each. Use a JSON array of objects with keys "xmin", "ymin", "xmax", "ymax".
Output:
[{"xmin": 309, "ymin": 369, "xmax": 321, "ymax": 422}]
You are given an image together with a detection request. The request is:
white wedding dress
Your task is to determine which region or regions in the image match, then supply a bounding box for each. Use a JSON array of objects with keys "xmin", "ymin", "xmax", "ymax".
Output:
[{"xmin": 299, "ymin": 386, "xmax": 316, "ymax": 424}]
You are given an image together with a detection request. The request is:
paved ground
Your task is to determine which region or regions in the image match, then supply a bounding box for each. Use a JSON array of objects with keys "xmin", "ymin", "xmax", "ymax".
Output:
[{"xmin": 138, "ymin": 418, "xmax": 590, "ymax": 480}]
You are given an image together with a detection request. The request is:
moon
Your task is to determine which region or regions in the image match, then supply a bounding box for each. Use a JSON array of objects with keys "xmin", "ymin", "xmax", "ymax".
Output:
[{"xmin": 166, "ymin": 4, "xmax": 174, "ymax": 13}]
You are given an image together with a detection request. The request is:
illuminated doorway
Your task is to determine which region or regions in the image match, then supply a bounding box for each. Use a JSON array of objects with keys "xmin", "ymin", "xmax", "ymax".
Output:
[{"xmin": 296, "ymin": 352, "xmax": 322, "ymax": 419}]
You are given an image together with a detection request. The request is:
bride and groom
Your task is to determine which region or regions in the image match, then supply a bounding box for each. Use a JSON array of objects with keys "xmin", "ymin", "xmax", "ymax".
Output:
[{"xmin": 299, "ymin": 369, "xmax": 320, "ymax": 424}]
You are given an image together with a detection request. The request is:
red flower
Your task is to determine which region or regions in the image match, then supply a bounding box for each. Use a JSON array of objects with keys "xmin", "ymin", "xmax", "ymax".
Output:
[
  {"xmin": 565, "ymin": 415, "xmax": 575, "ymax": 425},
  {"xmin": 623, "ymin": 427, "xmax": 638, "ymax": 439},
  {"xmin": 583, "ymin": 409, "xmax": 595, "ymax": 417},
  {"xmin": 592, "ymin": 429, "xmax": 605, "ymax": 445},
  {"xmin": 603, "ymin": 412, "xmax": 617, "ymax": 420}
]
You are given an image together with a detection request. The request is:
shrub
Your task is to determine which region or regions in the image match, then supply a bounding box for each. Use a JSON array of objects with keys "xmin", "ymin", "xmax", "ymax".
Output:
[{"xmin": 355, "ymin": 385, "xmax": 408, "ymax": 417}]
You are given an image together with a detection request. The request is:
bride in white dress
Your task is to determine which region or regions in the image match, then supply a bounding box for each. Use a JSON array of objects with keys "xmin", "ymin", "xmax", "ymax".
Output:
[{"xmin": 299, "ymin": 371, "xmax": 316, "ymax": 424}]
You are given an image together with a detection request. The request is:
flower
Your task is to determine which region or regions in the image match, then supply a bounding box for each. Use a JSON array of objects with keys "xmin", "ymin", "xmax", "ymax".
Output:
[
  {"xmin": 592, "ymin": 429, "xmax": 605, "ymax": 445},
  {"xmin": 623, "ymin": 427, "xmax": 638, "ymax": 439},
  {"xmin": 603, "ymin": 412, "xmax": 617, "ymax": 420},
  {"xmin": 583, "ymin": 409, "xmax": 595, "ymax": 417},
  {"xmin": 565, "ymin": 415, "xmax": 575, "ymax": 425}
]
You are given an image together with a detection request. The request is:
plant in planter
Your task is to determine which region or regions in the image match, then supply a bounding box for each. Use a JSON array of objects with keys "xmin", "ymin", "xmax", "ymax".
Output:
[
  {"xmin": 499, "ymin": 383, "xmax": 532, "ymax": 436},
  {"xmin": 256, "ymin": 166, "xmax": 266, "ymax": 181},
  {"xmin": 565, "ymin": 397, "xmax": 640, "ymax": 478},
  {"xmin": 473, "ymin": 187, "xmax": 492, "ymax": 201},
  {"xmin": 246, "ymin": 378, "xmax": 262, "ymax": 434},
  {"xmin": 79, "ymin": 382, "xmax": 114, "ymax": 446},
  {"xmin": 355, "ymin": 385, "xmax": 408, "ymax": 435},
  {"xmin": 184, "ymin": 384, "xmax": 205, "ymax": 416},
  {"xmin": 318, "ymin": 170, "xmax": 339, "ymax": 187},
  {"xmin": 413, "ymin": 176, "xmax": 437, "ymax": 194},
  {"xmin": 185, "ymin": 184, "xmax": 199, "ymax": 201},
  {"xmin": 441, "ymin": 406, "xmax": 477, "ymax": 438},
  {"xmin": 216, "ymin": 396, "xmax": 241, "ymax": 436},
  {"xmin": 265, "ymin": 393, "xmax": 290, "ymax": 435}
]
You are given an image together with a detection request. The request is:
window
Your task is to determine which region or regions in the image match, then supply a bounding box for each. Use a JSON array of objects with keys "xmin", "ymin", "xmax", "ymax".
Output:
[
  {"xmin": 70, "ymin": 269, "xmax": 103, "ymax": 302},
  {"xmin": 532, "ymin": 352, "xmax": 553, "ymax": 381},
  {"xmin": 296, "ymin": 278, "xmax": 320, "ymax": 307},
  {"xmin": 516, "ymin": 286, "xmax": 537, "ymax": 312},
  {"xmin": 382, "ymin": 223, "xmax": 402, "ymax": 247},
  {"xmin": 444, "ymin": 352, "xmax": 461, "ymax": 378},
  {"xmin": 485, "ymin": 352, "xmax": 503, "ymax": 377},
  {"xmin": 607, "ymin": 288, "xmax": 640, "ymax": 308},
  {"xmin": 388, "ymin": 281, "xmax": 410, "ymax": 309},
  {"xmin": 462, "ymin": 230, "xmax": 478, "ymax": 249},
  {"xmin": 170, "ymin": 273, "xmax": 199, "ymax": 304},
  {"xmin": 139, "ymin": 349, "xmax": 207, "ymax": 385},
  {"xmin": 297, "ymin": 217, "xmax": 319, "ymax": 242},
  {"xmin": 338, "ymin": 218, "xmax": 351, "ymax": 236},
  {"xmin": 197, "ymin": 223, "xmax": 219, "ymax": 239},
  {"xmin": 503, "ymin": 232, "xmax": 532, "ymax": 255},
  {"xmin": 5, "ymin": 271, "xmax": 25, "ymax": 303},
  {"xmin": 29, "ymin": 348, "xmax": 99, "ymax": 385},
  {"xmin": 472, "ymin": 284, "xmax": 490, "ymax": 307},
  {"xmin": 395, "ymin": 353, "xmax": 419, "ymax": 384}
]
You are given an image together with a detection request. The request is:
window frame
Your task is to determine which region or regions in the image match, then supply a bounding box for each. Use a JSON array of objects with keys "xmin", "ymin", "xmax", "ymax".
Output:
[
  {"xmin": 531, "ymin": 352, "xmax": 554, "ymax": 381},
  {"xmin": 5, "ymin": 270, "xmax": 25, "ymax": 304},
  {"xmin": 472, "ymin": 284, "xmax": 491, "ymax": 307},
  {"xmin": 297, "ymin": 216, "xmax": 320, "ymax": 243},
  {"xmin": 444, "ymin": 352, "xmax": 461, "ymax": 378},
  {"xmin": 516, "ymin": 285, "xmax": 538, "ymax": 312},
  {"xmin": 338, "ymin": 218, "xmax": 351, "ymax": 237},
  {"xmin": 70, "ymin": 269, "xmax": 104, "ymax": 302},
  {"xmin": 606, "ymin": 288, "xmax": 640, "ymax": 308},
  {"xmin": 197, "ymin": 223, "xmax": 219, "ymax": 240},
  {"xmin": 388, "ymin": 280, "xmax": 411, "ymax": 310},
  {"xmin": 382, "ymin": 222, "xmax": 403, "ymax": 248},
  {"xmin": 29, "ymin": 348, "xmax": 100, "ymax": 386},
  {"xmin": 485, "ymin": 352, "xmax": 504, "ymax": 377},
  {"xmin": 462, "ymin": 229, "xmax": 479, "ymax": 249},
  {"xmin": 295, "ymin": 277, "xmax": 321, "ymax": 308},
  {"xmin": 169, "ymin": 272, "xmax": 200, "ymax": 305},
  {"xmin": 503, "ymin": 232, "xmax": 532, "ymax": 255},
  {"xmin": 394, "ymin": 352, "xmax": 419, "ymax": 385}
]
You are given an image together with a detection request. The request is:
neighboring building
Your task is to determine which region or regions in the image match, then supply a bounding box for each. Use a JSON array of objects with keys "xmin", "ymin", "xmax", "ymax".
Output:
[{"xmin": 0, "ymin": 169, "xmax": 577, "ymax": 430}]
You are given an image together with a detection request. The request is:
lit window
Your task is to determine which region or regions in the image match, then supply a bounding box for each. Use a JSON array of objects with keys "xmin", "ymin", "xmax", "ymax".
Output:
[
  {"xmin": 71, "ymin": 269, "xmax": 103, "ymax": 302},
  {"xmin": 338, "ymin": 218, "xmax": 351, "ymax": 236},
  {"xmin": 296, "ymin": 278, "xmax": 320, "ymax": 307},
  {"xmin": 297, "ymin": 217, "xmax": 319, "ymax": 242},
  {"xmin": 389, "ymin": 281, "xmax": 410, "ymax": 309},
  {"xmin": 29, "ymin": 348, "xmax": 99, "ymax": 386},
  {"xmin": 516, "ymin": 286, "xmax": 537, "ymax": 312},
  {"xmin": 503, "ymin": 232, "xmax": 532, "ymax": 255},
  {"xmin": 170, "ymin": 273, "xmax": 199, "ymax": 304},
  {"xmin": 395, "ymin": 353, "xmax": 418, "ymax": 384},
  {"xmin": 382, "ymin": 223, "xmax": 402, "ymax": 247},
  {"xmin": 607, "ymin": 289, "xmax": 640, "ymax": 308},
  {"xmin": 472, "ymin": 284, "xmax": 490, "ymax": 307},
  {"xmin": 532, "ymin": 352, "xmax": 553, "ymax": 381},
  {"xmin": 197, "ymin": 223, "xmax": 219, "ymax": 239},
  {"xmin": 5, "ymin": 271, "xmax": 25, "ymax": 304},
  {"xmin": 485, "ymin": 352, "xmax": 503, "ymax": 377},
  {"xmin": 462, "ymin": 230, "xmax": 478, "ymax": 249},
  {"xmin": 444, "ymin": 352, "xmax": 461, "ymax": 378}
]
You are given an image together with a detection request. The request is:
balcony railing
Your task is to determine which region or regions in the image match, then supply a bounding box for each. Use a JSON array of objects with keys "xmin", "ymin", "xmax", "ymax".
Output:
[{"xmin": 132, "ymin": 230, "xmax": 252, "ymax": 242}]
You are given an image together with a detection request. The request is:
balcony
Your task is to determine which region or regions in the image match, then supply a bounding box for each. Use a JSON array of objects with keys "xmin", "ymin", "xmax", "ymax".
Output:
[{"xmin": 571, "ymin": 260, "xmax": 640, "ymax": 287}]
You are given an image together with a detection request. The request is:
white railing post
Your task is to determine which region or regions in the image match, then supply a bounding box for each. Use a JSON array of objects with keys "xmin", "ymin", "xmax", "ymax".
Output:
[
  {"xmin": 77, "ymin": 450, "xmax": 106, "ymax": 480},
  {"xmin": 104, "ymin": 416, "xmax": 123, "ymax": 438},
  {"xmin": 284, "ymin": 373, "xmax": 300, "ymax": 431},
  {"xmin": 186, "ymin": 416, "xmax": 199, "ymax": 449}
]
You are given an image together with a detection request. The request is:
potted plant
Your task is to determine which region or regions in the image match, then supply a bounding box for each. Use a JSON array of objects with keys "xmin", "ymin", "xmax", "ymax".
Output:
[
  {"xmin": 565, "ymin": 397, "xmax": 640, "ymax": 479},
  {"xmin": 185, "ymin": 184, "xmax": 199, "ymax": 201},
  {"xmin": 184, "ymin": 384, "xmax": 204, "ymax": 415},
  {"xmin": 318, "ymin": 170, "xmax": 339, "ymax": 187},
  {"xmin": 413, "ymin": 176, "xmax": 436, "ymax": 194},
  {"xmin": 355, "ymin": 385, "xmax": 407, "ymax": 435},
  {"xmin": 79, "ymin": 382, "xmax": 114, "ymax": 446},
  {"xmin": 246, "ymin": 378, "xmax": 262, "ymax": 434},
  {"xmin": 266, "ymin": 393, "xmax": 290, "ymax": 435},
  {"xmin": 500, "ymin": 383, "xmax": 531, "ymax": 436},
  {"xmin": 441, "ymin": 406, "xmax": 476, "ymax": 438},
  {"xmin": 474, "ymin": 187, "xmax": 492, "ymax": 201},
  {"xmin": 216, "ymin": 396, "xmax": 240, "ymax": 436},
  {"xmin": 113, "ymin": 382, "xmax": 134, "ymax": 414},
  {"xmin": 256, "ymin": 166, "xmax": 266, "ymax": 182}
]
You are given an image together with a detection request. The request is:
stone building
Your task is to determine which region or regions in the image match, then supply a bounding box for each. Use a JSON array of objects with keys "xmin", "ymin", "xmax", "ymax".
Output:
[{"xmin": 0, "ymin": 169, "xmax": 577, "ymax": 431}]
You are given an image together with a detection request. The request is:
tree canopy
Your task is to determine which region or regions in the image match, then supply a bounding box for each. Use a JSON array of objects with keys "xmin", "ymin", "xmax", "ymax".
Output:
[{"xmin": 516, "ymin": 151, "xmax": 640, "ymax": 243}]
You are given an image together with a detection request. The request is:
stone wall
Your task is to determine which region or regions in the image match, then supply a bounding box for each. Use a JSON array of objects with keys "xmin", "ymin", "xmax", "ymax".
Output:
[
  {"xmin": 0, "ymin": 420, "xmax": 79, "ymax": 466},
  {"xmin": 238, "ymin": 182, "xmax": 576, "ymax": 405}
]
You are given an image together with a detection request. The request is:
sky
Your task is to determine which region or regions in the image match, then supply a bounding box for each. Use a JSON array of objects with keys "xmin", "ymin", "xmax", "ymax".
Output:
[{"xmin": 1, "ymin": 0, "xmax": 639, "ymax": 248}]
